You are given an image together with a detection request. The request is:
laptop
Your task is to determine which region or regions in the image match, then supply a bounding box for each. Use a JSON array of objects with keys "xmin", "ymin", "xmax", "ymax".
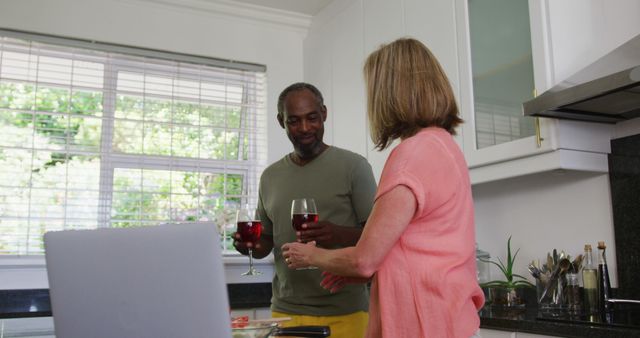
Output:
[{"xmin": 44, "ymin": 223, "xmax": 232, "ymax": 338}]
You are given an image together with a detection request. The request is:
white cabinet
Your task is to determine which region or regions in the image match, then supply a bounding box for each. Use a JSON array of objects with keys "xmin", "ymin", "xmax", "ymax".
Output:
[
  {"xmin": 455, "ymin": 0, "xmax": 551, "ymax": 166},
  {"xmin": 306, "ymin": 0, "xmax": 638, "ymax": 184},
  {"xmin": 454, "ymin": 0, "xmax": 635, "ymax": 184},
  {"xmin": 455, "ymin": 0, "xmax": 557, "ymax": 169}
]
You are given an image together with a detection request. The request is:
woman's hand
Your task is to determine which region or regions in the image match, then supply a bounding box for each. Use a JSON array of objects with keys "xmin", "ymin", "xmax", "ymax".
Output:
[
  {"xmin": 281, "ymin": 241, "xmax": 317, "ymax": 269},
  {"xmin": 320, "ymin": 271, "xmax": 370, "ymax": 293}
]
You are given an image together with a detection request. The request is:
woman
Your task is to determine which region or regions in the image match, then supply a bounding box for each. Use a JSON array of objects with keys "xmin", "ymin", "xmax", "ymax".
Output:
[{"xmin": 282, "ymin": 37, "xmax": 484, "ymax": 338}]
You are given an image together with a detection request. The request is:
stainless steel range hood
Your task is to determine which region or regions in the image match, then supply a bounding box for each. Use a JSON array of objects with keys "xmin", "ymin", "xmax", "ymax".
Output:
[{"xmin": 523, "ymin": 34, "xmax": 640, "ymax": 124}]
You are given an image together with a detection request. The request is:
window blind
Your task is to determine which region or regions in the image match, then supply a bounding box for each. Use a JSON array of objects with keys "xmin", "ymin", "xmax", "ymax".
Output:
[{"xmin": 0, "ymin": 30, "xmax": 267, "ymax": 255}]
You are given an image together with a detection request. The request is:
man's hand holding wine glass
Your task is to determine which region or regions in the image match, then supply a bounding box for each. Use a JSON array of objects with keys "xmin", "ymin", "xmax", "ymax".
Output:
[
  {"xmin": 295, "ymin": 220, "xmax": 336, "ymax": 246},
  {"xmin": 290, "ymin": 198, "xmax": 320, "ymax": 269},
  {"xmin": 235, "ymin": 206, "xmax": 263, "ymax": 276},
  {"xmin": 232, "ymin": 233, "xmax": 262, "ymax": 250}
]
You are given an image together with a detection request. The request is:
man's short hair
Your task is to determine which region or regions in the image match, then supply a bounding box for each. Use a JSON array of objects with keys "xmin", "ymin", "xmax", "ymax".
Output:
[{"xmin": 277, "ymin": 82, "xmax": 325, "ymax": 118}]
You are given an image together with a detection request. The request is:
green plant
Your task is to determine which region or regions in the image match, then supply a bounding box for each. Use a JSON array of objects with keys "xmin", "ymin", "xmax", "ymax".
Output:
[{"xmin": 480, "ymin": 236, "xmax": 534, "ymax": 289}]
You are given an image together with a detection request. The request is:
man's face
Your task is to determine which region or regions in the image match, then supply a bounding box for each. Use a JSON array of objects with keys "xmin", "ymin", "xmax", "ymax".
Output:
[{"xmin": 278, "ymin": 89, "xmax": 327, "ymax": 158}]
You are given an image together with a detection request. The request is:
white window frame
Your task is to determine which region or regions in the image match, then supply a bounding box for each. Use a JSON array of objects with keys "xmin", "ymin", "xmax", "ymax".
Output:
[{"xmin": 0, "ymin": 29, "xmax": 267, "ymax": 261}]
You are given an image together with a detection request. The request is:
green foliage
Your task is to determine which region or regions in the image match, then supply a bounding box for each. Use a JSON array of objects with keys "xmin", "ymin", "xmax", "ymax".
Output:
[
  {"xmin": 480, "ymin": 236, "xmax": 535, "ymax": 289},
  {"xmin": 71, "ymin": 91, "xmax": 103, "ymax": 114},
  {"xmin": 112, "ymin": 94, "xmax": 243, "ymax": 160},
  {"xmin": 0, "ymin": 83, "xmax": 103, "ymax": 171},
  {"xmin": 0, "ymin": 82, "xmax": 35, "ymax": 110},
  {"xmin": 0, "ymin": 79, "xmax": 253, "ymax": 254}
]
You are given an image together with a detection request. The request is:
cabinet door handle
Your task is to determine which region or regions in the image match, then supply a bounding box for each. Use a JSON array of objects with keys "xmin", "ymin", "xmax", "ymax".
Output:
[
  {"xmin": 532, "ymin": 89, "xmax": 543, "ymax": 148},
  {"xmin": 535, "ymin": 117, "xmax": 543, "ymax": 148}
]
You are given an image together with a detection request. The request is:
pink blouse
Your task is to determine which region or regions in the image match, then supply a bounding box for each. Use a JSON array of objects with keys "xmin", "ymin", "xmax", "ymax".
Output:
[{"xmin": 366, "ymin": 127, "xmax": 484, "ymax": 338}]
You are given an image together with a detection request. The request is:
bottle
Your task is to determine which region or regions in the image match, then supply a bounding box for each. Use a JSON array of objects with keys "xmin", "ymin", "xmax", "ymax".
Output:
[
  {"xmin": 475, "ymin": 244, "xmax": 490, "ymax": 284},
  {"xmin": 597, "ymin": 241, "xmax": 613, "ymax": 323},
  {"xmin": 566, "ymin": 272, "xmax": 581, "ymax": 315},
  {"xmin": 582, "ymin": 244, "xmax": 598, "ymax": 317}
]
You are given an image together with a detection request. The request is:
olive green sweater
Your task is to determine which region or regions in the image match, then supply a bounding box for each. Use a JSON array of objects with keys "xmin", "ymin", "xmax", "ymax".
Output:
[{"xmin": 257, "ymin": 146, "xmax": 376, "ymax": 315}]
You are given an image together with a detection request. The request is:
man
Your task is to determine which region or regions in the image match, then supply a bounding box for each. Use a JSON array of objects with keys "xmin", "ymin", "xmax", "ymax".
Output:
[{"xmin": 234, "ymin": 82, "xmax": 376, "ymax": 338}]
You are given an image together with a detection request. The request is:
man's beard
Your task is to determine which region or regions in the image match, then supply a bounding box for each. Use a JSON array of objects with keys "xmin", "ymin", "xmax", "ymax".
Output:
[{"xmin": 296, "ymin": 142, "xmax": 318, "ymax": 159}]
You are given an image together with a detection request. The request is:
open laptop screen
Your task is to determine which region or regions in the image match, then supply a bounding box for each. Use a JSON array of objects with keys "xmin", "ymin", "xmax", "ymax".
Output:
[{"xmin": 44, "ymin": 223, "xmax": 232, "ymax": 338}]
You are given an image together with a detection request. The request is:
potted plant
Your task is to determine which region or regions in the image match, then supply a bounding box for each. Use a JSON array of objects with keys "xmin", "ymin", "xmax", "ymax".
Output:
[{"xmin": 480, "ymin": 236, "xmax": 534, "ymax": 308}]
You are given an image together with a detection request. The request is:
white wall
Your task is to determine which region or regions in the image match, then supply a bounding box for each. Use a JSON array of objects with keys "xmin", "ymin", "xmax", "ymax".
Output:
[
  {"xmin": 0, "ymin": 0, "xmax": 305, "ymax": 288},
  {"xmin": 473, "ymin": 171, "xmax": 617, "ymax": 286}
]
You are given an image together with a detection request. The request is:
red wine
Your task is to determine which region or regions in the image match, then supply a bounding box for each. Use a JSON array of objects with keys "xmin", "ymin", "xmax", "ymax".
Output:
[
  {"xmin": 236, "ymin": 221, "xmax": 262, "ymax": 244},
  {"xmin": 291, "ymin": 213, "xmax": 319, "ymax": 231}
]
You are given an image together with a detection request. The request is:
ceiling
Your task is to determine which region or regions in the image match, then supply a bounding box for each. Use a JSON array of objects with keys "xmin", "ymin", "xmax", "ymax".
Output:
[{"xmin": 229, "ymin": 0, "xmax": 333, "ymax": 16}]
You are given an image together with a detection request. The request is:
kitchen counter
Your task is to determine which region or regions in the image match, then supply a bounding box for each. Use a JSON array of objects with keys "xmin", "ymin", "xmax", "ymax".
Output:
[
  {"xmin": 4, "ymin": 286, "xmax": 640, "ymax": 337},
  {"xmin": 0, "ymin": 289, "xmax": 51, "ymax": 318},
  {"xmin": 480, "ymin": 305, "xmax": 640, "ymax": 337},
  {"xmin": 479, "ymin": 289, "xmax": 640, "ymax": 337}
]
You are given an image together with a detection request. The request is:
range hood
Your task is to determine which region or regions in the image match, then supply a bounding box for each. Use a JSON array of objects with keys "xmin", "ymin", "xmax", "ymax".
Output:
[{"xmin": 523, "ymin": 34, "xmax": 640, "ymax": 123}]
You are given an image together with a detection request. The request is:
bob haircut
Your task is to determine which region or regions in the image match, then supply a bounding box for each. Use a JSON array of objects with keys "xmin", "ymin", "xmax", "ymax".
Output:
[{"xmin": 364, "ymin": 38, "xmax": 463, "ymax": 150}]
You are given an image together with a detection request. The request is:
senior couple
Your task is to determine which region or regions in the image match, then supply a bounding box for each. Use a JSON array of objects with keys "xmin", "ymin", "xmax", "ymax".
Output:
[{"xmin": 233, "ymin": 38, "xmax": 484, "ymax": 338}]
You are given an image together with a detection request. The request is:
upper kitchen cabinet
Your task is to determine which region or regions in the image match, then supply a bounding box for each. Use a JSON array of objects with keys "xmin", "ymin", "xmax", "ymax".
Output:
[{"xmin": 455, "ymin": 0, "xmax": 614, "ymax": 184}]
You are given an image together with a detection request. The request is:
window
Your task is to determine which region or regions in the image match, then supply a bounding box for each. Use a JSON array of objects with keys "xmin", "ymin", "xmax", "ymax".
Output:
[{"xmin": 0, "ymin": 30, "xmax": 267, "ymax": 256}]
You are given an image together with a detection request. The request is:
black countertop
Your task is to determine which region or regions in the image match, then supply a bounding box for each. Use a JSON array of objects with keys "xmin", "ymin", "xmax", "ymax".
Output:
[
  {"xmin": 3, "ymin": 286, "xmax": 640, "ymax": 337},
  {"xmin": 480, "ymin": 304, "xmax": 640, "ymax": 337},
  {"xmin": 480, "ymin": 287, "xmax": 640, "ymax": 337},
  {"xmin": 0, "ymin": 289, "xmax": 51, "ymax": 318}
]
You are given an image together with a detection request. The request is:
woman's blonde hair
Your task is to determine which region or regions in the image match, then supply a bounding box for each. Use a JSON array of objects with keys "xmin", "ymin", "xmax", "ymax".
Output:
[{"xmin": 364, "ymin": 38, "xmax": 462, "ymax": 150}]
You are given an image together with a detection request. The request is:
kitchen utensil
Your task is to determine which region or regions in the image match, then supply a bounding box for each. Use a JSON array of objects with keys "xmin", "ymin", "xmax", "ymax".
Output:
[
  {"xmin": 528, "ymin": 263, "xmax": 542, "ymax": 280},
  {"xmin": 232, "ymin": 323, "xmax": 330, "ymax": 338},
  {"xmin": 538, "ymin": 257, "xmax": 571, "ymax": 303},
  {"xmin": 546, "ymin": 253, "xmax": 554, "ymax": 273},
  {"xmin": 570, "ymin": 254, "xmax": 584, "ymax": 273}
]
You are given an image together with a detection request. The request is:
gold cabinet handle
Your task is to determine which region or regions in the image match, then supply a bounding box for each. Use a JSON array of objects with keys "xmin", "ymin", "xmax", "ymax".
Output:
[
  {"xmin": 535, "ymin": 117, "xmax": 543, "ymax": 148},
  {"xmin": 532, "ymin": 89, "xmax": 543, "ymax": 148}
]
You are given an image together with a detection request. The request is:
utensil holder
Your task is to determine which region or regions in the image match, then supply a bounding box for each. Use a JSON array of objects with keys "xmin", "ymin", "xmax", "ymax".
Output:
[{"xmin": 537, "ymin": 274, "xmax": 566, "ymax": 314}]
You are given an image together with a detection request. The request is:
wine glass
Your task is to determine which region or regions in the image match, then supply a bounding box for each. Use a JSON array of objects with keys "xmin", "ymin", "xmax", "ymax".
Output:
[
  {"xmin": 236, "ymin": 207, "xmax": 262, "ymax": 276},
  {"xmin": 291, "ymin": 198, "xmax": 318, "ymax": 269}
]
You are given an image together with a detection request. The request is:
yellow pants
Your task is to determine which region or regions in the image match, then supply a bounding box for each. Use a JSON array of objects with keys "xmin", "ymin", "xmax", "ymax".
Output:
[{"xmin": 272, "ymin": 310, "xmax": 368, "ymax": 338}]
